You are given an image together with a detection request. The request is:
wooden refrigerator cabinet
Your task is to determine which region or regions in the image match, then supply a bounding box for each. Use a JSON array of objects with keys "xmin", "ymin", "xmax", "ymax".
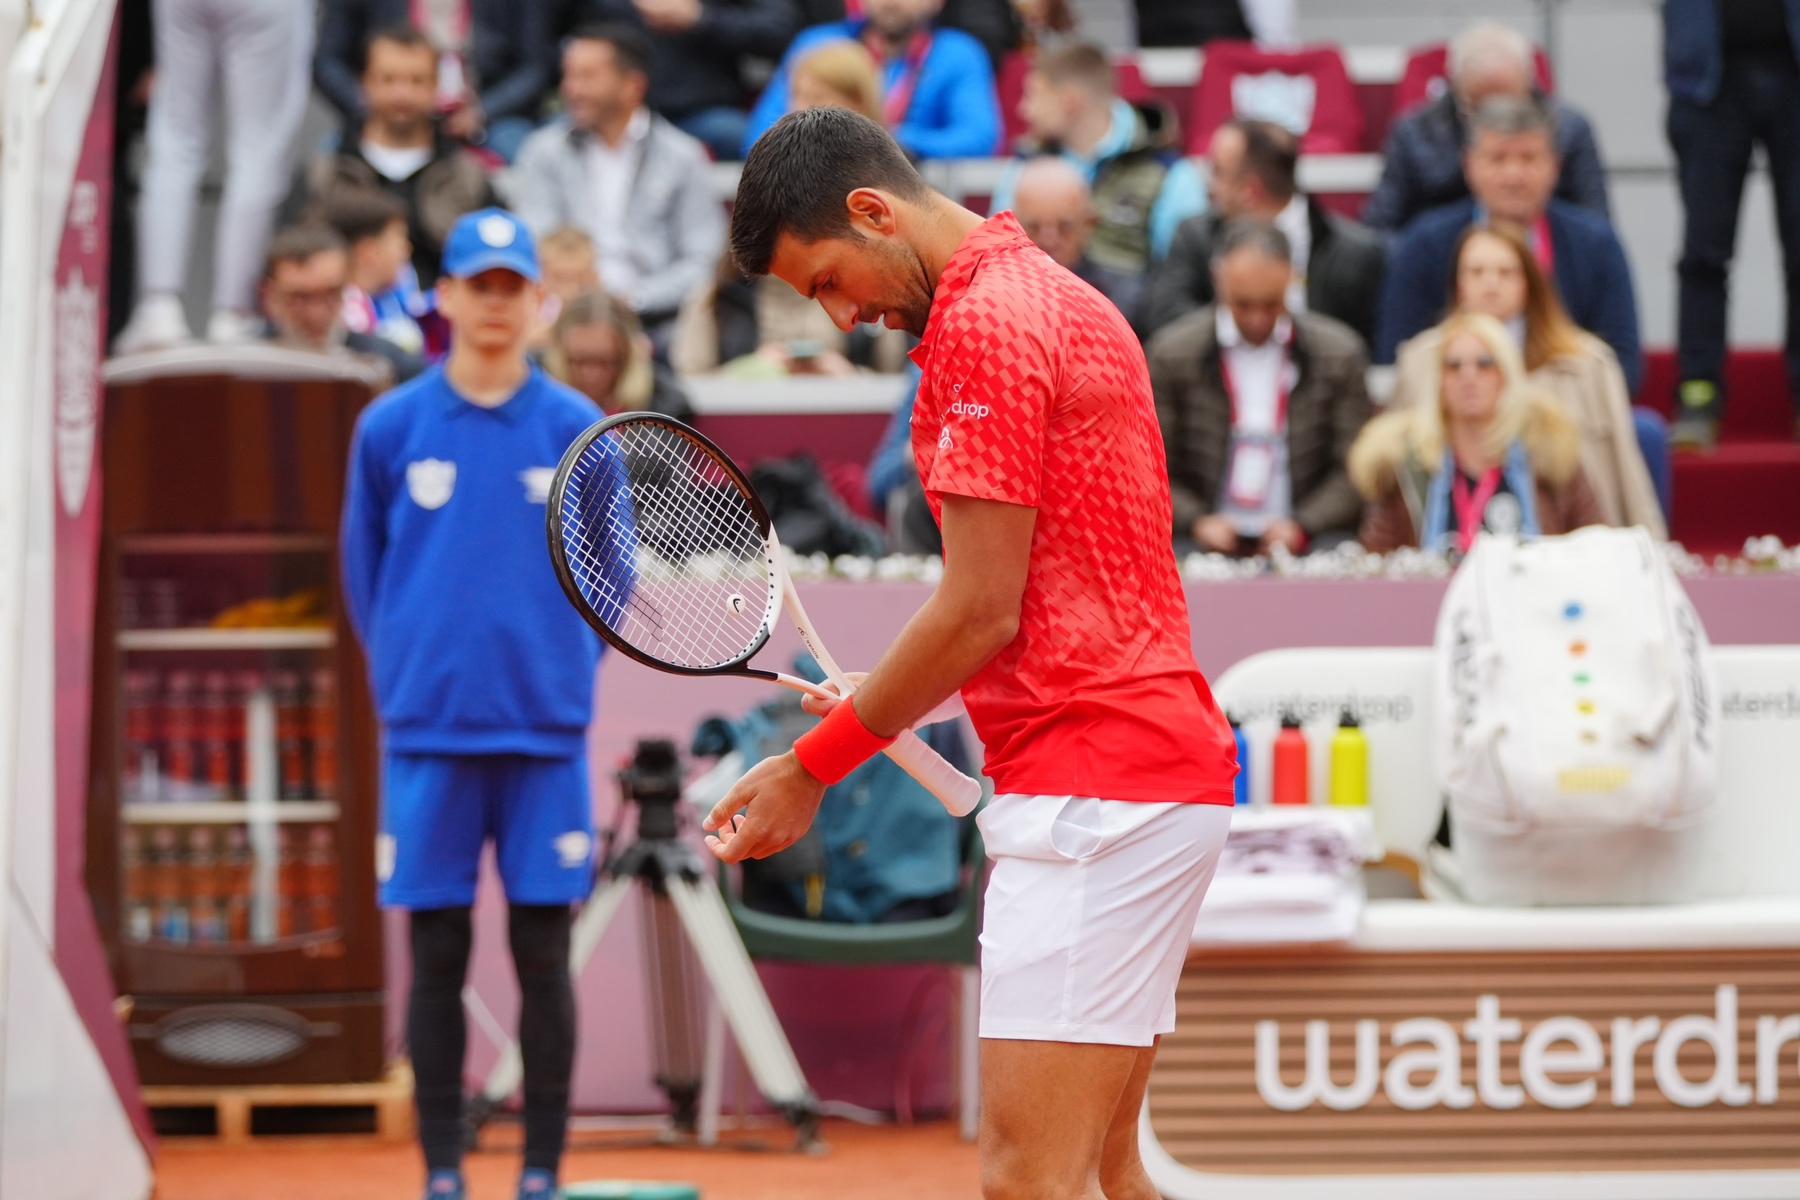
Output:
[{"xmin": 87, "ymin": 348, "xmax": 389, "ymax": 1086}]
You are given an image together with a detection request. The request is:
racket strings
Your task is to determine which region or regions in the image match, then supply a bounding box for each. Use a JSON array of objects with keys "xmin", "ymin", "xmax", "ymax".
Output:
[{"xmin": 558, "ymin": 420, "xmax": 775, "ymax": 670}]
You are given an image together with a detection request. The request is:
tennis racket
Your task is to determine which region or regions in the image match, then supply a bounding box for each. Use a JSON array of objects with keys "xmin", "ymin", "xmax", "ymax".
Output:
[{"xmin": 545, "ymin": 411, "xmax": 982, "ymax": 818}]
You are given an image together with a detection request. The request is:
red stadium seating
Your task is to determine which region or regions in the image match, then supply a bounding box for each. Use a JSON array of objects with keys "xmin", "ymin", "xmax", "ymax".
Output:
[
  {"xmin": 1392, "ymin": 42, "xmax": 1556, "ymax": 116},
  {"xmin": 1188, "ymin": 42, "xmax": 1362, "ymax": 155},
  {"xmin": 1114, "ymin": 59, "xmax": 1154, "ymax": 104},
  {"xmin": 1637, "ymin": 349, "xmax": 1800, "ymax": 552},
  {"xmin": 997, "ymin": 49, "xmax": 1031, "ymax": 150}
]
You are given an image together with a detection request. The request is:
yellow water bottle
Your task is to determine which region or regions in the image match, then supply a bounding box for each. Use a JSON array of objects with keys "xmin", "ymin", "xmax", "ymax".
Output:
[{"xmin": 1329, "ymin": 708, "xmax": 1369, "ymax": 807}]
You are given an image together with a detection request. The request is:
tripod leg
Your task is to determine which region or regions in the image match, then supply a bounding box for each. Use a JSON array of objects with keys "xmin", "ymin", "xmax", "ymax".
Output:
[
  {"xmin": 474, "ymin": 873, "xmax": 636, "ymax": 1111},
  {"xmin": 644, "ymin": 890, "xmax": 705, "ymax": 1131},
  {"xmin": 696, "ymin": 996, "xmax": 726, "ymax": 1147},
  {"xmin": 662, "ymin": 873, "xmax": 817, "ymax": 1133}
]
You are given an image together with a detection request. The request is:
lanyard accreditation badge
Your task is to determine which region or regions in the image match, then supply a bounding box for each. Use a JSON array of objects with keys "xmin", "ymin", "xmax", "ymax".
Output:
[{"xmin": 1219, "ymin": 352, "xmax": 1291, "ymax": 511}]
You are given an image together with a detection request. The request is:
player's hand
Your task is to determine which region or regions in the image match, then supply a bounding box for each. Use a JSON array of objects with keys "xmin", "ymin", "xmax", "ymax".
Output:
[
  {"xmin": 1260, "ymin": 519, "xmax": 1308, "ymax": 556},
  {"xmin": 1194, "ymin": 515, "xmax": 1239, "ymax": 554},
  {"xmin": 702, "ymin": 751, "xmax": 827, "ymax": 863},
  {"xmin": 799, "ymin": 672, "xmax": 867, "ymax": 718},
  {"xmin": 445, "ymin": 96, "xmax": 484, "ymax": 142}
]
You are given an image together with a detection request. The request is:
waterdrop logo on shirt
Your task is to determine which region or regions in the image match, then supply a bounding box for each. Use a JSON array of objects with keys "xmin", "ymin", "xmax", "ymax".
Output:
[
  {"xmin": 938, "ymin": 426, "xmax": 954, "ymax": 451},
  {"xmin": 519, "ymin": 466, "xmax": 556, "ymax": 504},
  {"xmin": 477, "ymin": 213, "xmax": 517, "ymax": 247},
  {"xmin": 407, "ymin": 458, "xmax": 457, "ymax": 510}
]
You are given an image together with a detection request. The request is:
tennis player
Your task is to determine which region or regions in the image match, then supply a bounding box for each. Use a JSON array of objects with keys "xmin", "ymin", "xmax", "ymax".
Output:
[
  {"xmin": 341, "ymin": 208, "xmax": 600, "ymax": 1200},
  {"xmin": 705, "ymin": 108, "xmax": 1239, "ymax": 1200}
]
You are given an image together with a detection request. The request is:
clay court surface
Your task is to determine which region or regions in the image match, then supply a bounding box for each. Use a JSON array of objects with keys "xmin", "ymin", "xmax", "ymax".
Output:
[{"xmin": 152, "ymin": 1120, "xmax": 981, "ymax": 1200}]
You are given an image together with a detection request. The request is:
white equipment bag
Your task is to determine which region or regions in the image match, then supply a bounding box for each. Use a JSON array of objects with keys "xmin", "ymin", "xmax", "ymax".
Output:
[{"xmin": 1432, "ymin": 527, "xmax": 1721, "ymax": 905}]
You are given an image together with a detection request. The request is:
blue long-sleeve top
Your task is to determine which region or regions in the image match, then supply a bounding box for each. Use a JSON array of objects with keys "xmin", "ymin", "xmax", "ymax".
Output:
[
  {"xmin": 340, "ymin": 364, "xmax": 603, "ymax": 756},
  {"xmin": 742, "ymin": 21, "xmax": 1001, "ymax": 159}
]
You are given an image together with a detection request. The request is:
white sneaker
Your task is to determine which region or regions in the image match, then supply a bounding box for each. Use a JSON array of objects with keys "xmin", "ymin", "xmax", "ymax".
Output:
[
  {"xmin": 113, "ymin": 294, "xmax": 192, "ymax": 354},
  {"xmin": 205, "ymin": 308, "xmax": 261, "ymax": 345}
]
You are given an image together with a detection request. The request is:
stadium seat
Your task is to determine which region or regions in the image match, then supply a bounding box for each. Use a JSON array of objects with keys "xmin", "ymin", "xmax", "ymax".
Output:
[
  {"xmin": 1392, "ymin": 41, "xmax": 1556, "ymax": 116},
  {"xmin": 1114, "ymin": 58, "xmax": 1154, "ymax": 104},
  {"xmin": 1637, "ymin": 348, "xmax": 1800, "ymax": 551},
  {"xmin": 1188, "ymin": 42, "xmax": 1363, "ymax": 155},
  {"xmin": 997, "ymin": 49, "xmax": 1031, "ymax": 150}
]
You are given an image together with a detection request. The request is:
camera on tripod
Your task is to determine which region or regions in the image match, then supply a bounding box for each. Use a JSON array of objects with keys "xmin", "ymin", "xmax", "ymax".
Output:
[
  {"xmin": 473, "ymin": 733, "xmax": 820, "ymax": 1147},
  {"xmin": 617, "ymin": 737, "xmax": 685, "ymax": 842}
]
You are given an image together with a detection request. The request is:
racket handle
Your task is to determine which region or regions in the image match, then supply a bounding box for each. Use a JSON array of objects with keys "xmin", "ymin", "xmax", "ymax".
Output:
[
  {"xmin": 770, "ymin": 672, "xmax": 982, "ymax": 816},
  {"xmin": 884, "ymin": 729, "xmax": 983, "ymax": 818}
]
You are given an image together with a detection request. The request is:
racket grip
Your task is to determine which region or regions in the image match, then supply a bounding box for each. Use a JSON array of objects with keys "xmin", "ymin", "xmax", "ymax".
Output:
[{"xmin": 883, "ymin": 729, "xmax": 983, "ymax": 817}]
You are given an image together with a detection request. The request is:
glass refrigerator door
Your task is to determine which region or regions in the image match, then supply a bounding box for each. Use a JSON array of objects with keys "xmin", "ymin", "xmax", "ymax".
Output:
[{"xmin": 115, "ymin": 535, "xmax": 345, "ymax": 952}]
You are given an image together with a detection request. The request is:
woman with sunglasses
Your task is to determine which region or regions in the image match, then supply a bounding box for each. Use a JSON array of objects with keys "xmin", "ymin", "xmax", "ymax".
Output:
[
  {"xmin": 1349, "ymin": 311, "xmax": 1604, "ymax": 554},
  {"xmin": 1387, "ymin": 225, "xmax": 1666, "ymax": 536}
]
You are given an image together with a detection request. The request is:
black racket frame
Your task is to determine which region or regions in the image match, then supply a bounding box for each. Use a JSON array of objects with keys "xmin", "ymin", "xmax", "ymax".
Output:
[{"xmin": 545, "ymin": 410, "xmax": 787, "ymax": 681}]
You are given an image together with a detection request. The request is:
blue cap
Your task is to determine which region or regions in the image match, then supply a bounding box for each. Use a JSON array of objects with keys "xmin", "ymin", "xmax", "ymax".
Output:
[{"xmin": 441, "ymin": 208, "xmax": 540, "ymax": 282}]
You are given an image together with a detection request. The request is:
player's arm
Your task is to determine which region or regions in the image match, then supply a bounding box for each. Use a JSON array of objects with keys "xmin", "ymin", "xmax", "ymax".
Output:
[
  {"xmin": 839, "ymin": 493, "xmax": 1035, "ymax": 736},
  {"xmin": 702, "ymin": 494, "xmax": 1035, "ymax": 862}
]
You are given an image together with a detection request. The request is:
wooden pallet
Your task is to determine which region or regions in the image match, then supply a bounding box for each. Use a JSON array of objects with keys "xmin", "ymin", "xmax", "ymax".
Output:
[{"xmin": 141, "ymin": 1060, "xmax": 414, "ymax": 1144}]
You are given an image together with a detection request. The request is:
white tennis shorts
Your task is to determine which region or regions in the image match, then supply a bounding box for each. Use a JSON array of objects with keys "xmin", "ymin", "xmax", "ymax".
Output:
[{"xmin": 976, "ymin": 793, "xmax": 1232, "ymax": 1047}]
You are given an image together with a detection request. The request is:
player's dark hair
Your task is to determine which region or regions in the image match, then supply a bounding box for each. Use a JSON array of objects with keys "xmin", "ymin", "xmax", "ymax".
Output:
[
  {"xmin": 1211, "ymin": 217, "xmax": 1292, "ymax": 267},
  {"xmin": 264, "ymin": 224, "xmax": 349, "ymax": 279},
  {"xmin": 1033, "ymin": 43, "xmax": 1114, "ymax": 97},
  {"xmin": 731, "ymin": 107, "xmax": 930, "ymax": 278},
  {"xmin": 365, "ymin": 23, "xmax": 437, "ymax": 69},
  {"xmin": 320, "ymin": 187, "xmax": 408, "ymax": 247},
  {"xmin": 1224, "ymin": 118, "xmax": 1299, "ymax": 203},
  {"xmin": 567, "ymin": 22, "xmax": 654, "ymax": 78}
]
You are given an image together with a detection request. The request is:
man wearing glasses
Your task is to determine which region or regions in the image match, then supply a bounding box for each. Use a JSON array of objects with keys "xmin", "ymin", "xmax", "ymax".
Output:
[
  {"xmin": 260, "ymin": 224, "xmax": 423, "ymax": 383},
  {"xmin": 1012, "ymin": 157, "xmax": 1147, "ymax": 328}
]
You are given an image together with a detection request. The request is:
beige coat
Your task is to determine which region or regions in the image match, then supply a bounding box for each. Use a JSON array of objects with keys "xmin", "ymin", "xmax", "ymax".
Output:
[{"xmin": 1390, "ymin": 328, "xmax": 1666, "ymax": 538}]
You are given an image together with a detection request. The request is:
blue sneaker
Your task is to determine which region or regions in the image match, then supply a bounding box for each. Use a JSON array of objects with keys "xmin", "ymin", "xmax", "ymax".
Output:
[
  {"xmin": 422, "ymin": 1168, "xmax": 466, "ymax": 1200},
  {"xmin": 517, "ymin": 1167, "xmax": 560, "ymax": 1200}
]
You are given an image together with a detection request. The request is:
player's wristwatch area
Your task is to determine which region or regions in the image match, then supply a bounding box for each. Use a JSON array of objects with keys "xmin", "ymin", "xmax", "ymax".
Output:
[{"xmin": 792, "ymin": 696, "xmax": 897, "ymax": 785}]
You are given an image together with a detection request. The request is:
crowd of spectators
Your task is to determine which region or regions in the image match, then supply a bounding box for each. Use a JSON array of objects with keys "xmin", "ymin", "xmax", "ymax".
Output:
[{"xmin": 105, "ymin": 1, "xmax": 1799, "ymax": 557}]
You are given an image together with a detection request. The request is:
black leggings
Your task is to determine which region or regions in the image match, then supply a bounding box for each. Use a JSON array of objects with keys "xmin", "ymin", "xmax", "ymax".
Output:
[{"xmin": 408, "ymin": 904, "xmax": 576, "ymax": 1173}]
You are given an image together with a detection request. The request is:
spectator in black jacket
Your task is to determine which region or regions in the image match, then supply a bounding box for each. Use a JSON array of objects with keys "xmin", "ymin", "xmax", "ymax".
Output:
[
  {"xmin": 580, "ymin": 0, "xmax": 799, "ymax": 160},
  {"xmin": 315, "ymin": 0, "xmax": 554, "ymax": 163},
  {"xmin": 1364, "ymin": 22, "xmax": 1609, "ymax": 232},
  {"xmin": 1142, "ymin": 119, "xmax": 1386, "ymax": 347},
  {"xmin": 291, "ymin": 25, "xmax": 499, "ymax": 288}
]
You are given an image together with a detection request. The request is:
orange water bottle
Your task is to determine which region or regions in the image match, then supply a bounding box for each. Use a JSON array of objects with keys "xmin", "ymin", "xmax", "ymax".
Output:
[{"xmin": 1271, "ymin": 712, "xmax": 1310, "ymax": 806}]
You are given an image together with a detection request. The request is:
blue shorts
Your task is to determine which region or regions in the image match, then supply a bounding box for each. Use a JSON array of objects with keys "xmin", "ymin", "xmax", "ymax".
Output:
[{"xmin": 378, "ymin": 752, "xmax": 595, "ymax": 909}]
